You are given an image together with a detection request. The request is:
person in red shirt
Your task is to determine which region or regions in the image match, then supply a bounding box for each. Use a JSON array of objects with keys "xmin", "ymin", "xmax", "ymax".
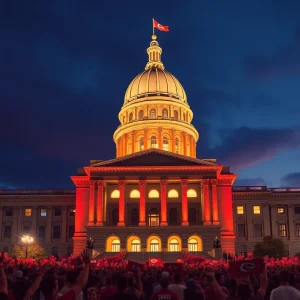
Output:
[{"xmin": 151, "ymin": 277, "xmax": 179, "ymax": 300}]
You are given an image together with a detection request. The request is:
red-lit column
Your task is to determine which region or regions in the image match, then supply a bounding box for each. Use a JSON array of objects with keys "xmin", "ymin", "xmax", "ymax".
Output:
[
  {"xmin": 96, "ymin": 180, "xmax": 104, "ymax": 226},
  {"xmin": 88, "ymin": 181, "xmax": 96, "ymax": 225},
  {"xmin": 160, "ymin": 179, "xmax": 168, "ymax": 226},
  {"xmin": 203, "ymin": 179, "xmax": 211, "ymax": 225},
  {"xmin": 139, "ymin": 180, "xmax": 146, "ymax": 226},
  {"xmin": 181, "ymin": 179, "xmax": 189, "ymax": 226},
  {"xmin": 118, "ymin": 180, "xmax": 125, "ymax": 226},
  {"xmin": 211, "ymin": 179, "xmax": 219, "ymax": 225}
]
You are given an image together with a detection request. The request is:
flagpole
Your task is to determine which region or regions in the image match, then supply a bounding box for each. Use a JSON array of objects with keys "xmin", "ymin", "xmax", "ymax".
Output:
[{"xmin": 152, "ymin": 18, "xmax": 155, "ymax": 35}]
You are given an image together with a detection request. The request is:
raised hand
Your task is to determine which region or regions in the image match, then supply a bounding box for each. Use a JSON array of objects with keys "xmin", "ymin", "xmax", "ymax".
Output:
[{"xmin": 80, "ymin": 249, "xmax": 90, "ymax": 265}]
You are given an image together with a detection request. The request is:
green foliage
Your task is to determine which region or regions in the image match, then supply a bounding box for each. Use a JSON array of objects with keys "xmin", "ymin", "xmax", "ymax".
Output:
[
  {"xmin": 12, "ymin": 243, "xmax": 47, "ymax": 260},
  {"xmin": 253, "ymin": 236, "xmax": 285, "ymax": 258}
]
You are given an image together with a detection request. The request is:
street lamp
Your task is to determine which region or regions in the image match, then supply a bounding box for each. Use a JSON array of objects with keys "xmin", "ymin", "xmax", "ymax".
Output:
[{"xmin": 21, "ymin": 235, "xmax": 34, "ymax": 258}]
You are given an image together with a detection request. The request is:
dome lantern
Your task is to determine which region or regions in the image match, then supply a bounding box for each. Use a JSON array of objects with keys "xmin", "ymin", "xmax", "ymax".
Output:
[{"xmin": 145, "ymin": 35, "xmax": 164, "ymax": 70}]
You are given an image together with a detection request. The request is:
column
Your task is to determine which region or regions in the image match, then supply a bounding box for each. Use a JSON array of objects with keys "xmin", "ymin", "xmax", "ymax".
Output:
[
  {"xmin": 132, "ymin": 131, "xmax": 136, "ymax": 153},
  {"xmin": 61, "ymin": 206, "xmax": 67, "ymax": 242},
  {"xmin": 158, "ymin": 128, "xmax": 162, "ymax": 149},
  {"xmin": 96, "ymin": 180, "xmax": 104, "ymax": 226},
  {"xmin": 262, "ymin": 204, "xmax": 271, "ymax": 236},
  {"xmin": 144, "ymin": 128, "xmax": 148, "ymax": 150},
  {"xmin": 181, "ymin": 179, "xmax": 189, "ymax": 226},
  {"xmin": 88, "ymin": 181, "xmax": 96, "ymax": 225},
  {"xmin": 46, "ymin": 206, "xmax": 52, "ymax": 242},
  {"xmin": 203, "ymin": 180, "xmax": 211, "ymax": 225},
  {"xmin": 139, "ymin": 180, "xmax": 146, "ymax": 226},
  {"xmin": 182, "ymin": 133, "xmax": 187, "ymax": 155},
  {"xmin": 118, "ymin": 180, "xmax": 125, "ymax": 226},
  {"xmin": 171, "ymin": 129, "xmax": 175, "ymax": 152},
  {"xmin": 123, "ymin": 135, "xmax": 126, "ymax": 155},
  {"xmin": 160, "ymin": 179, "xmax": 168, "ymax": 226},
  {"xmin": 288, "ymin": 205, "xmax": 295, "ymax": 239},
  {"xmin": 211, "ymin": 180, "xmax": 219, "ymax": 225}
]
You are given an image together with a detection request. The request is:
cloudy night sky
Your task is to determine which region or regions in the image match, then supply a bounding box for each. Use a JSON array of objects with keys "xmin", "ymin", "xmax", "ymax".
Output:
[{"xmin": 1, "ymin": 1, "xmax": 300, "ymax": 189}]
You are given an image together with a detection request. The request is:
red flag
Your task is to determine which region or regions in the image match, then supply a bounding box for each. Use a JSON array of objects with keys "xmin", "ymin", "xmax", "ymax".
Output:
[
  {"xmin": 149, "ymin": 257, "xmax": 163, "ymax": 266},
  {"xmin": 153, "ymin": 19, "xmax": 169, "ymax": 32},
  {"xmin": 228, "ymin": 258, "xmax": 265, "ymax": 278},
  {"xmin": 163, "ymin": 263, "xmax": 182, "ymax": 273},
  {"xmin": 176, "ymin": 259, "xmax": 184, "ymax": 263},
  {"xmin": 127, "ymin": 260, "xmax": 144, "ymax": 272}
]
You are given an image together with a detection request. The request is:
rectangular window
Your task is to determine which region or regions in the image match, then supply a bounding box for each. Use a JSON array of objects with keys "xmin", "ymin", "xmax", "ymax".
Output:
[
  {"xmin": 277, "ymin": 207, "xmax": 285, "ymax": 214},
  {"xmin": 237, "ymin": 206, "xmax": 244, "ymax": 215},
  {"xmin": 295, "ymin": 207, "xmax": 300, "ymax": 214},
  {"xmin": 253, "ymin": 206, "xmax": 261, "ymax": 214},
  {"xmin": 237, "ymin": 224, "xmax": 246, "ymax": 237},
  {"xmin": 23, "ymin": 226, "xmax": 31, "ymax": 234},
  {"xmin": 54, "ymin": 207, "xmax": 61, "ymax": 217},
  {"xmin": 148, "ymin": 214, "xmax": 160, "ymax": 227},
  {"xmin": 254, "ymin": 223, "xmax": 263, "ymax": 237},
  {"xmin": 40, "ymin": 208, "xmax": 47, "ymax": 217},
  {"xmin": 296, "ymin": 224, "xmax": 300, "ymax": 237},
  {"xmin": 38, "ymin": 226, "xmax": 45, "ymax": 239},
  {"xmin": 53, "ymin": 226, "xmax": 61, "ymax": 239},
  {"xmin": 69, "ymin": 209, "xmax": 76, "ymax": 217},
  {"xmin": 68, "ymin": 226, "xmax": 75, "ymax": 238},
  {"xmin": 279, "ymin": 224, "xmax": 287, "ymax": 237},
  {"xmin": 3, "ymin": 226, "xmax": 11, "ymax": 239},
  {"xmin": 4, "ymin": 207, "xmax": 13, "ymax": 217},
  {"xmin": 24, "ymin": 208, "xmax": 32, "ymax": 217}
]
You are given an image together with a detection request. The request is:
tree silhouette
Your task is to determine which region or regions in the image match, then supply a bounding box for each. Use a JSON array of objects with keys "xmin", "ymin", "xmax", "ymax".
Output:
[{"xmin": 253, "ymin": 236, "xmax": 285, "ymax": 258}]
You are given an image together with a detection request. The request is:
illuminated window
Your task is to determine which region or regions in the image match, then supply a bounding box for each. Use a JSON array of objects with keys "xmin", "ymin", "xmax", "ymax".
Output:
[
  {"xmin": 237, "ymin": 206, "xmax": 244, "ymax": 215},
  {"xmin": 150, "ymin": 238, "xmax": 159, "ymax": 252},
  {"xmin": 150, "ymin": 108, "xmax": 156, "ymax": 119},
  {"xmin": 148, "ymin": 208, "xmax": 159, "ymax": 227},
  {"xmin": 187, "ymin": 189, "xmax": 197, "ymax": 198},
  {"xmin": 175, "ymin": 137, "xmax": 180, "ymax": 153},
  {"xmin": 111, "ymin": 189, "xmax": 120, "ymax": 198},
  {"xmin": 168, "ymin": 189, "xmax": 179, "ymax": 198},
  {"xmin": 163, "ymin": 137, "xmax": 169, "ymax": 151},
  {"xmin": 162, "ymin": 109, "xmax": 168, "ymax": 119},
  {"xmin": 150, "ymin": 136, "xmax": 158, "ymax": 148},
  {"xmin": 169, "ymin": 238, "xmax": 179, "ymax": 252},
  {"xmin": 130, "ymin": 189, "xmax": 140, "ymax": 198},
  {"xmin": 131, "ymin": 239, "xmax": 141, "ymax": 252},
  {"xmin": 40, "ymin": 208, "xmax": 47, "ymax": 217},
  {"xmin": 277, "ymin": 207, "xmax": 285, "ymax": 214},
  {"xmin": 139, "ymin": 137, "xmax": 144, "ymax": 150},
  {"xmin": 253, "ymin": 206, "xmax": 261, "ymax": 214},
  {"xmin": 111, "ymin": 239, "xmax": 120, "ymax": 252},
  {"xmin": 138, "ymin": 110, "xmax": 144, "ymax": 120},
  {"xmin": 174, "ymin": 110, "xmax": 178, "ymax": 120},
  {"xmin": 148, "ymin": 189, "xmax": 159, "ymax": 198},
  {"xmin": 279, "ymin": 224, "xmax": 287, "ymax": 237},
  {"xmin": 24, "ymin": 208, "xmax": 32, "ymax": 217},
  {"xmin": 129, "ymin": 113, "xmax": 133, "ymax": 122},
  {"xmin": 188, "ymin": 238, "xmax": 198, "ymax": 252}
]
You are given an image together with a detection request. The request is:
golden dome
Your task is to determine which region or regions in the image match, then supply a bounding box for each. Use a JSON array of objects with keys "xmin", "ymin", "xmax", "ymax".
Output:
[{"xmin": 124, "ymin": 68, "xmax": 187, "ymax": 103}]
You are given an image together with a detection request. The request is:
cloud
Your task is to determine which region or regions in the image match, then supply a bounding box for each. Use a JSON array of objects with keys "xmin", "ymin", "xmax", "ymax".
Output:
[
  {"xmin": 281, "ymin": 172, "xmax": 300, "ymax": 186},
  {"xmin": 234, "ymin": 177, "xmax": 267, "ymax": 186},
  {"xmin": 208, "ymin": 126, "xmax": 300, "ymax": 171},
  {"xmin": 244, "ymin": 35, "xmax": 300, "ymax": 79}
]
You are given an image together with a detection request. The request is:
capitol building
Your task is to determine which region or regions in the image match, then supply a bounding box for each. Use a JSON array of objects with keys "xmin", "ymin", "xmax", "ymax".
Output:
[{"xmin": 1, "ymin": 35, "xmax": 300, "ymax": 260}]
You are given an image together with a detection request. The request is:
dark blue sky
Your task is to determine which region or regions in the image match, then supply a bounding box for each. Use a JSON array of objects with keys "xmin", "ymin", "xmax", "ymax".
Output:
[{"xmin": 1, "ymin": 1, "xmax": 300, "ymax": 189}]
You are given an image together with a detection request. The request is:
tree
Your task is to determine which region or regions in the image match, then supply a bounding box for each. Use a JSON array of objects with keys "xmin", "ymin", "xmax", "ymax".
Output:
[
  {"xmin": 12, "ymin": 243, "xmax": 47, "ymax": 260},
  {"xmin": 253, "ymin": 236, "xmax": 285, "ymax": 258}
]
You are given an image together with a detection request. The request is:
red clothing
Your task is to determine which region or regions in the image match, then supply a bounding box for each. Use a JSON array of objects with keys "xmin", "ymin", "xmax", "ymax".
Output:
[
  {"xmin": 150, "ymin": 288, "xmax": 180, "ymax": 300},
  {"xmin": 58, "ymin": 289, "xmax": 76, "ymax": 300},
  {"xmin": 99, "ymin": 286, "xmax": 117, "ymax": 300},
  {"xmin": 205, "ymin": 285, "xmax": 228, "ymax": 300}
]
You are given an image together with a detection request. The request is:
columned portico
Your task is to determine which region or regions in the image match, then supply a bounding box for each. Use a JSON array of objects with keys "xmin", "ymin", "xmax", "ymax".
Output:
[
  {"xmin": 88, "ymin": 181, "xmax": 96, "ymax": 225},
  {"xmin": 96, "ymin": 180, "xmax": 104, "ymax": 226},
  {"xmin": 203, "ymin": 180, "xmax": 211, "ymax": 225},
  {"xmin": 181, "ymin": 179, "xmax": 189, "ymax": 226},
  {"xmin": 139, "ymin": 180, "xmax": 146, "ymax": 226},
  {"xmin": 160, "ymin": 179, "xmax": 168, "ymax": 226},
  {"xmin": 211, "ymin": 179, "xmax": 219, "ymax": 225},
  {"xmin": 118, "ymin": 180, "xmax": 125, "ymax": 226}
]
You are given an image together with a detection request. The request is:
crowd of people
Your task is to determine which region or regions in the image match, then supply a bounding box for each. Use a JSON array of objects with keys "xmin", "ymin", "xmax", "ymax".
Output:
[{"xmin": 0, "ymin": 251, "xmax": 300, "ymax": 300}]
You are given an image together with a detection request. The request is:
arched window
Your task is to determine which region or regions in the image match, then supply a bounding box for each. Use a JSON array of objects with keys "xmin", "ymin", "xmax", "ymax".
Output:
[
  {"xmin": 148, "ymin": 208, "xmax": 159, "ymax": 227},
  {"xmin": 129, "ymin": 113, "xmax": 133, "ymax": 122},
  {"xmin": 174, "ymin": 110, "xmax": 179, "ymax": 120},
  {"xmin": 138, "ymin": 110, "xmax": 144, "ymax": 120},
  {"xmin": 169, "ymin": 208, "xmax": 178, "ymax": 225},
  {"xmin": 169, "ymin": 238, "xmax": 179, "ymax": 252},
  {"xmin": 139, "ymin": 137, "xmax": 144, "ymax": 151},
  {"xmin": 163, "ymin": 137, "xmax": 169, "ymax": 151},
  {"xmin": 112, "ymin": 208, "xmax": 119, "ymax": 225},
  {"xmin": 150, "ymin": 136, "xmax": 158, "ymax": 148},
  {"xmin": 162, "ymin": 109, "xmax": 168, "ymax": 119},
  {"xmin": 150, "ymin": 238, "xmax": 159, "ymax": 252},
  {"xmin": 131, "ymin": 239, "xmax": 141, "ymax": 252},
  {"xmin": 130, "ymin": 208, "xmax": 139, "ymax": 226},
  {"xmin": 111, "ymin": 239, "xmax": 120, "ymax": 252},
  {"xmin": 188, "ymin": 238, "xmax": 198, "ymax": 252},
  {"xmin": 111, "ymin": 190, "xmax": 120, "ymax": 198},
  {"xmin": 188, "ymin": 207, "xmax": 197, "ymax": 225},
  {"xmin": 168, "ymin": 189, "xmax": 179, "ymax": 198},
  {"xmin": 187, "ymin": 189, "xmax": 197, "ymax": 198},
  {"xmin": 175, "ymin": 138, "xmax": 180, "ymax": 153},
  {"xmin": 148, "ymin": 189, "xmax": 159, "ymax": 198},
  {"xmin": 130, "ymin": 189, "xmax": 140, "ymax": 198},
  {"xmin": 150, "ymin": 108, "xmax": 156, "ymax": 119}
]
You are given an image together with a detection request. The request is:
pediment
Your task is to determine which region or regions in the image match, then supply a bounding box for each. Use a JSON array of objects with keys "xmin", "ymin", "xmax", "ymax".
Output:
[{"xmin": 91, "ymin": 149, "xmax": 218, "ymax": 167}]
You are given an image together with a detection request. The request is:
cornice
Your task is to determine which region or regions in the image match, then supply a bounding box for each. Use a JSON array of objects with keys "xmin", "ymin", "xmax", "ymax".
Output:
[
  {"xmin": 70, "ymin": 176, "xmax": 90, "ymax": 188},
  {"xmin": 217, "ymin": 174, "xmax": 237, "ymax": 185}
]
